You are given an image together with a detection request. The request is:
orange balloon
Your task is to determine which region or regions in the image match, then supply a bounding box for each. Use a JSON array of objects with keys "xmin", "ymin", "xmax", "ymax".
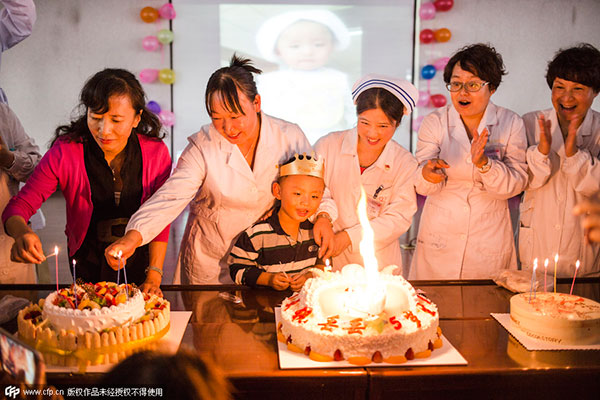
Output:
[
  {"xmin": 434, "ymin": 28, "xmax": 452, "ymax": 43},
  {"xmin": 140, "ymin": 7, "xmax": 159, "ymax": 23}
]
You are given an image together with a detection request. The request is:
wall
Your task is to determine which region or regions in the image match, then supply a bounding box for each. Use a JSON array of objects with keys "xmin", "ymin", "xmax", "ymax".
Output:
[{"xmin": 0, "ymin": 0, "xmax": 172, "ymax": 152}]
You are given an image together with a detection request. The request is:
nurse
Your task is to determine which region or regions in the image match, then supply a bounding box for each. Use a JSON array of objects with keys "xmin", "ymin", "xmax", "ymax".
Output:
[
  {"xmin": 410, "ymin": 43, "xmax": 528, "ymax": 279},
  {"xmin": 105, "ymin": 55, "xmax": 324, "ymax": 284},
  {"xmin": 314, "ymin": 74, "xmax": 418, "ymax": 273},
  {"xmin": 519, "ymin": 43, "xmax": 600, "ymax": 277}
]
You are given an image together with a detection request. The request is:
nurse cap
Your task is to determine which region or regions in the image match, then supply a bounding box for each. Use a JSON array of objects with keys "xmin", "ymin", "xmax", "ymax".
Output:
[
  {"xmin": 279, "ymin": 152, "xmax": 324, "ymax": 179},
  {"xmin": 351, "ymin": 74, "xmax": 419, "ymax": 115},
  {"xmin": 256, "ymin": 9, "xmax": 350, "ymax": 63}
]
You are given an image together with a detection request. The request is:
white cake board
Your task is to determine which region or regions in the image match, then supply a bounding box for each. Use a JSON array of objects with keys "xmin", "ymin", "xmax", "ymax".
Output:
[
  {"xmin": 44, "ymin": 311, "xmax": 192, "ymax": 373},
  {"xmin": 275, "ymin": 307, "xmax": 467, "ymax": 369},
  {"xmin": 491, "ymin": 313, "xmax": 600, "ymax": 351}
]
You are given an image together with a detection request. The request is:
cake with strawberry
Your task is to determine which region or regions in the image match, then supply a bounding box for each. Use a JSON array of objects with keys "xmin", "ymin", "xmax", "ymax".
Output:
[
  {"xmin": 17, "ymin": 282, "xmax": 170, "ymax": 368},
  {"xmin": 278, "ymin": 265, "xmax": 442, "ymax": 364}
]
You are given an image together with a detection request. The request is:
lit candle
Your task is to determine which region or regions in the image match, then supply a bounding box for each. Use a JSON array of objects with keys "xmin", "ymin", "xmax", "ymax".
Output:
[
  {"xmin": 529, "ymin": 258, "xmax": 538, "ymax": 303},
  {"xmin": 72, "ymin": 260, "xmax": 77, "ymax": 308},
  {"xmin": 569, "ymin": 260, "xmax": 580, "ymax": 295},
  {"xmin": 553, "ymin": 253, "xmax": 558, "ymax": 293},
  {"xmin": 325, "ymin": 259, "xmax": 332, "ymax": 273},
  {"xmin": 52, "ymin": 246, "xmax": 59, "ymax": 293},
  {"xmin": 543, "ymin": 258, "xmax": 549, "ymax": 293}
]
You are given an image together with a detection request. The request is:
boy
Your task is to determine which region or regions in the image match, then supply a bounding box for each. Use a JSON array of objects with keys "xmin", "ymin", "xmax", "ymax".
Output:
[{"xmin": 229, "ymin": 153, "xmax": 326, "ymax": 291}]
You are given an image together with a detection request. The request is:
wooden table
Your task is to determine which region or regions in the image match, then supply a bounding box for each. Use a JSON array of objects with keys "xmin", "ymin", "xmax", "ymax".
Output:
[{"xmin": 1, "ymin": 279, "xmax": 599, "ymax": 399}]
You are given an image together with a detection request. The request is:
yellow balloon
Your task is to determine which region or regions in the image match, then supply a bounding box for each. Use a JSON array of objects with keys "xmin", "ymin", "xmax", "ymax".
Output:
[{"xmin": 158, "ymin": 69, "xmax": 176, "ymax": 85}]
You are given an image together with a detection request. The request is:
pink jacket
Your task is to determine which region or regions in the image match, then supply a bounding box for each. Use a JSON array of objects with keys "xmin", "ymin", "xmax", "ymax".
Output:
[{"xmin": 2, "ymin": 134, "xmax": 171, "ymax": 256}]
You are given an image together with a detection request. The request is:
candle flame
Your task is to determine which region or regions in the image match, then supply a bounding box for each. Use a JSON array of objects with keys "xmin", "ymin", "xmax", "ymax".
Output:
[
  {"xmin": 554, "ymin": 253, "xmax": 559, "ymax": 262},
  {"xmin": 576, "ymin": 260, "xmax": 580, "ymax": 269},
  {"xmin": 357, "ymin": 188, "xmax": 378, "ymax": 285},
  {"xmin": 54, "ymin": 246, "xmax": 58, "ymax": 255},
  {"xmin": 544, "ymin": 258, "xmax": 549, "ymax": 268},
  {"xmin": 117, "ymin": 250, "xmax": 123, "ymax": 259},
  {"xmin": 72, "ymin": 260, "xmax": 76, "ymax": 266}
]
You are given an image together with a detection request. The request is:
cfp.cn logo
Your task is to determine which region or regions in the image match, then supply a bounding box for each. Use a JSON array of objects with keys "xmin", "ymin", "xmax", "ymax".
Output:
[{"xmin": 5, "ymin": 385, "xmax": 20, "ymax": 399}]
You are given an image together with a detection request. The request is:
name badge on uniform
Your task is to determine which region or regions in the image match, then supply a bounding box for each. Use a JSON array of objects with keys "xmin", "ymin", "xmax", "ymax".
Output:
[
  {"xmin": 367, "ymin": 185, "xmax": 386, "ymax": 218},
  {"xmin": 484, "ymin": 144, "xmax": 503, "ymax": 160}
]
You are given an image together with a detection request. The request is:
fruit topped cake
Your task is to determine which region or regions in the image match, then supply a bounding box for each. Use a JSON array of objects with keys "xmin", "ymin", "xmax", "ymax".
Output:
[
  {"xmin": 278, "ymin": 265, "xmax": 442, "ymax": 365},
  {"xmin": 17, "ymin": 282, "xmax": 170, "ymax": 368}
]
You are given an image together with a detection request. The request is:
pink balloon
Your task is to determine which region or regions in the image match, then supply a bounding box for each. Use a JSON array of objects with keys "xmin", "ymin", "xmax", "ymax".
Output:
[
  {"xmin": 139, "ymin": 69, "xmax": 159, "ymax": 84},
  {"xmin": 158, "ymin": 3, "xmax": 176, "ymax": 20},
  {"xmin": 417, "ymin": 91, "xmax": 430, "ymax": 107},
  {"xmin": 430, "ymin": 94, "xmax": 447, "ymax": 108},
  {"xmin": 433, "ymin": 57, "xmax": 450, "ymax": 71},
  {"xmin": 419, "ymin": 3, "xmax": 436, "ymax": 20},
  {"xmin": 142, "ymin": 36, "xmax": 160, "ymax": 52},
  {"xmin": 159, "ymin": 110, "xmax": 176, "ymax": 127},
  {"xmin": 413, "ymin": 115, "xmax": 425, "ymax": 132}
]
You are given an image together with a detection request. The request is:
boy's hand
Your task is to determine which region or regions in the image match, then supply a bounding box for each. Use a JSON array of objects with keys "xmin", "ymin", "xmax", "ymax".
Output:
[
  {"xmin": 269, "ymin": 272, "xmax": 290, "ymax": 291},
  {"xmin": 289, "ymin": 271, "xmax": 312, "ymax": 291}
]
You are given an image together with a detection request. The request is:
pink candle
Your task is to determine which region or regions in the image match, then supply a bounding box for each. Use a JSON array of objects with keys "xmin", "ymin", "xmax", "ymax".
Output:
[
  {"xmin": 569, "ymin": 260, "xmax": 580, "ymax": 295},
  {"xmin": 54, "ymin": 246, "xmax": 59, "ymax": 292},
  {"xmin": 543, "ymin": 258, "xmax": 549, "ymax": 292},
  {"xmin": 553, "ymin": 254, "xmax": 558, "ymax": 293}
]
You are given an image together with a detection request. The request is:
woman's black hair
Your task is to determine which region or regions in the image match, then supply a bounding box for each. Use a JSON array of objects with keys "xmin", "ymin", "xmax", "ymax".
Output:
[
  {"xmin": 443, "ymin": 43, "xmax": 506, "ymax": 91},
  {"xmin": 355, "ymin": 88, "xmax": 405, "ymax": 126},
  {"xmin": 205, "ymin": 54, "xmax": 263, "ymax": 116},
  {"xmin": 51, "ymin": 68, "xmax": 164, "ymax": 146},
  {"xmin": 546, "ymin": 43, "xmax": 600, "ymax": 93}
]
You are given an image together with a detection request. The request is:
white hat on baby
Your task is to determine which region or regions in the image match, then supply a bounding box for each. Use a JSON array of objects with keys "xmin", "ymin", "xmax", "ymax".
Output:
[
  {"xmin": 256, "ymin": 9, "xmax": 350, "ymax": 63},
  {"xmin": 351, "ymin": 74, "xmax": 419, "ymax": 115}
]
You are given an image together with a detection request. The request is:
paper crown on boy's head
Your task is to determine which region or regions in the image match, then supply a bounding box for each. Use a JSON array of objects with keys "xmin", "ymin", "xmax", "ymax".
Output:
[
  {"xmin": 351, "ymin": 74, "xmax": 419, "ymax": 115},
  {"xmin": 279, "ymin": 152, "xmax": 324, "ymax": 179}
]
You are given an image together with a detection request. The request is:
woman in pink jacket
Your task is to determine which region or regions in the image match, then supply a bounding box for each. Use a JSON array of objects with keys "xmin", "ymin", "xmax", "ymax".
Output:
[{"xmin": 2, "ymin": 69, "xmax": 171, "ymax": 294}]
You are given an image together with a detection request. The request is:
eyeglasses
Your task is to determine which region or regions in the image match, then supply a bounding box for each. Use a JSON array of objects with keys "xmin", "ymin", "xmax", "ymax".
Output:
[{"xmin": 446, "ymin": 81, "xmax": 490, "ymax": 92}]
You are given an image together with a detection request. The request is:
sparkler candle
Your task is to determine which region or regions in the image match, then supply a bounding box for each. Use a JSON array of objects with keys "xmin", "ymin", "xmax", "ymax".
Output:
[
  {"xmin": 569, "ymin": 260, "xmax": 580, "ymax": 295},
  {"xmin": 553, "ymin": 253, "xmax": 558, "ymax": 293},
  {"xmin": 544, "ymin": 258, "xmax": 549, "ymax": 292},
  {"xmin": 529, "ymin": 258, "xmax": 538, "ymax": 303}
]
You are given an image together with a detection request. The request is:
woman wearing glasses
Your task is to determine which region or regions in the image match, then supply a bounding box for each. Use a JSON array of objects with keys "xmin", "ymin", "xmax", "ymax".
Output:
[{"xmin": 410, "ymin": 43, "xmax": 528, "ymax": 279}]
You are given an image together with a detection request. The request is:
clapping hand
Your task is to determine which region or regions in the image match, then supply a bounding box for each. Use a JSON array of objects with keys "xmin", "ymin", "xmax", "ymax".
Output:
[
  {"xmin": 564, "ymin": 114, "xmax": 584, "ymax": 157},
  {"xmin": 537, "ymin": 115, "xmax": 552, "ymax": 155},
  {"xmin": 471, "ymin": 128, "xmax": 489, "ymax": 168},
  {"xmin": 422, "ymin": 158, "xmax": 450, "ymax": 184}
]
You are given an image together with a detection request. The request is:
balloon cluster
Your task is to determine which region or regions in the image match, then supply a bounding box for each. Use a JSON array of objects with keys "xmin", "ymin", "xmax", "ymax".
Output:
[
  {"xmin": 414, "ymin": 0, "xmax": 455, "ymax": 129},
  {"xmin": 139, "ymin": 3, "xmax": 176, "ymax": 127}
]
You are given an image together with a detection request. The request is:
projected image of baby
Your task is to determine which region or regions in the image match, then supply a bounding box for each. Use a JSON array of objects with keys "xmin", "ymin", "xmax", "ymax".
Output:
[{"xmin": 256, "ymin": 10, "xmax": 356, "ymax": 144}]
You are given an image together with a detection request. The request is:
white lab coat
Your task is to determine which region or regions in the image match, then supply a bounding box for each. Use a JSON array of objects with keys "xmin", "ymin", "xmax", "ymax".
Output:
[
  {"xmin": 314, "ymin": 128, "xmax": 418, "ymax": 272},
  {"xmin": 410, "ymin": 103, "xmax": 528, "ymax": 279},
  {"xmin": 519, "ymin": 108, "xmax": 600, "ymax": 277},
  {"xmin": 126, "ymin": 113, "xmax": 311, "ymax": 284},
  {"xmin": 0, "ymin": 103, "xmax": 40, "ymax": 283}
]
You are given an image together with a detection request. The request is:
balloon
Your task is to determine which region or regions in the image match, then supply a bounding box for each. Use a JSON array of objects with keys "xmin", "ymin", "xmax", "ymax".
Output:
[
  {"xmin": 142, "ymin": 36, "xmax": 160, "ymax": 52},
  {"xmin": 157, "ymin": 29, "xmax": 174, "ymax": 44},
  {"xmin": 158, "ymin": 3, "xmax": 176, "ymax": 20},
  {"xmin": 430, "ymin": 94, "xmax": 447, "ymax": 107},
  {"xmin": 417, "ymin": 91, "xmax": 430, "ymax": 107},
  {"xmin": 139, "ymin": 69, "xmax": 159, "ymax": 84},
  {"xmin": 158, "ymin": 68, "xmax": 176, "ymax": 84},
  {"xmin": 159, "ymin": 110, "xmax": 176, "ymax": 127},
  {"xmin": 140, "ymin": 7, "xmax": 159, "ymax": 23},
  {"xmin": 421, "ymin": 65, "xmax": 436, "ymax": 80},
  {"xmin": 433, "ymin": 56, "xmax": 450, "ymax": 71},
  {"xmin": 413, "ymin": 115, "xmax": 425, "ymax": 132},
  {"xmin": 147, "ymin": 101, "xmax": 161, "ymax": 114},
  {"xmin": 419, "ymin": 3, "xmax": 436, "ymax": 20},
  {"xmin": 434, "ymin": 28, "xmax": 452, "ymax": 43},
  {"xmin": 434, "ymin": 0, "xmax": 454, "ymax": 12},
  {"xmin": 419, "ymin": 29, "xmax": 435, "ymax": 44}
]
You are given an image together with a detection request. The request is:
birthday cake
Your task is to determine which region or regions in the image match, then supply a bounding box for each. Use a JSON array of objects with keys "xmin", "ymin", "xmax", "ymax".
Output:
[
  {"xmin": 17, "ymin": 282, "xmax": 170, "ymax": 367},
  {"xmin": 278, "ymin": 265, "xmax": 442, "ymax": 364},
  {"xmin": 510, "ymin": 292, "xmax": 600, "ymax": 345}
]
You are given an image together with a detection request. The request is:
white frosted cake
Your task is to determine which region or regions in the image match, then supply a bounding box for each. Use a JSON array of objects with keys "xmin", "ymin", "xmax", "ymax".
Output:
[
  {"xmin": 18, "ymin": 282, "xmax": 170, "ymax": 368},
  {"xmin": 279, "ymin": 265, "xmax": 442, "ymax": 364},
  {"xmin": 510, "ymin": 292, "xmax": 600, "ymax": 345}
]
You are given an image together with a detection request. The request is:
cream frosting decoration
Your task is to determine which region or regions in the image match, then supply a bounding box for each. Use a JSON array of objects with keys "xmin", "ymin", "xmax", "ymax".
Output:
[
  {"xmin": 43, "ymin": 289, "xmax": 146, "ymax": 334},
  {"xmin": 510, "ymin": 292, "xmax": 600, "ymax": 345}
]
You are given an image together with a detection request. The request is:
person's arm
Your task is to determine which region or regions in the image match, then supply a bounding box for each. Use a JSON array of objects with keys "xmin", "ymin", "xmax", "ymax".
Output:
[
  {"xmin": 139, "ymin": 241, "xmax": 167, "ymax": 296},
  {"xmin": 0, "ymin": 105, "xmax": 41, "ymax": 181},
  {"xmin": 478, "ymin": 113, "xmax": 528, "ymax": 199},
  {"xmin": 414, "ymin": 114, "xmax": 447, "ymax": 196},
  {"xmin": 105, "ymin": 139, "xmax": 206, "ymax": 269},
  {"xmin": 0, "ymin": 0, "xmax": 36, "ymax": 51}
]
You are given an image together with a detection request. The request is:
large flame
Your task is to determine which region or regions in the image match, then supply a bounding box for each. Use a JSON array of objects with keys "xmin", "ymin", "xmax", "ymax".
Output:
[{"xmin": 357, "ymin": 188, "xmax": 379, "ymax": 287}]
